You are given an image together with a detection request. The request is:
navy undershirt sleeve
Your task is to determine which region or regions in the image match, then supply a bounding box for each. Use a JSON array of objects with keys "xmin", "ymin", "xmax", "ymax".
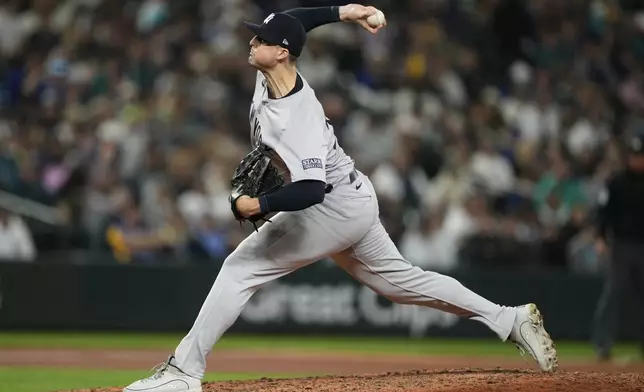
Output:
[
  {"xmin": 283, "ymin": 7, "xmax": 341, "ymax": 33},
  {"xmin": 259, "ymin": 180, "xmax": 326, "ymax": 214}
]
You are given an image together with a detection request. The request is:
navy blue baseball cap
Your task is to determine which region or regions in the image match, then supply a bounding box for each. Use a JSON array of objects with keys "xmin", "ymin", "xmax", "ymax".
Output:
[{"xmin": 244, "ymin": 12, "xmax": 307, "ymax": 58}]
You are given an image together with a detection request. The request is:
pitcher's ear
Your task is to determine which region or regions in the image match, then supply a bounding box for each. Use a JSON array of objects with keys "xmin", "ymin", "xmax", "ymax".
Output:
[{"xmin": 276, "ymin": 47, "xmax": 290, "ymax": 61}]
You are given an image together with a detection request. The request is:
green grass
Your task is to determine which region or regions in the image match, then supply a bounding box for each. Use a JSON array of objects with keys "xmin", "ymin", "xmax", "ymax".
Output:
[
  {"xmin": 0, "ymin": 332, "xmax": 641, "ymax": 359},
  {"xmin": 0, "ymin": 367, "xmax": 302, "ymax": 392}
]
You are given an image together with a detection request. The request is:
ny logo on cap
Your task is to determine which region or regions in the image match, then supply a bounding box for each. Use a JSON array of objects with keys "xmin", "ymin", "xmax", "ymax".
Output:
[{"xmin": 263, "ymin": 13, "xmax": 275, "ymax": 24}]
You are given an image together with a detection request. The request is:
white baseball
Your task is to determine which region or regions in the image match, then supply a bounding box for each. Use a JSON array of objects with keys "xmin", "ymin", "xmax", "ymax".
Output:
[{"xmin": 366, "ymin": 10, "xmax": 386, "ymax": 27}]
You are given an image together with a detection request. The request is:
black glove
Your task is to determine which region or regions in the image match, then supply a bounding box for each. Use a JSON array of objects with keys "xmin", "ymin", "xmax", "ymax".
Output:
[{"xmin": 229, "ymin": 146, "xmax": 284, "ymax": 231}]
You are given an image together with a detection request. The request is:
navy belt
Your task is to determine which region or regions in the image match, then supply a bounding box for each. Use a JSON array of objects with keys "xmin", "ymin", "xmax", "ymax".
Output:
[{"xmin": 325, "ymin": 169, "xmax": 358, "ymax": 194}]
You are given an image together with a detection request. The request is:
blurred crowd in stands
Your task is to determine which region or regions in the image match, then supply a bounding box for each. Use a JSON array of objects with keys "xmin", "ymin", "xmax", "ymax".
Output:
[{"xmin": 1, "ymin": 0, "xmax": 644, "ymax": 272}]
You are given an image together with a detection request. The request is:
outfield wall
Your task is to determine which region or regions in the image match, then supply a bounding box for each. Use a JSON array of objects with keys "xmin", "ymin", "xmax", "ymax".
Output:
[{"xmin": 0, "ymin": 261, "xmax": 637, "ymax": 341}]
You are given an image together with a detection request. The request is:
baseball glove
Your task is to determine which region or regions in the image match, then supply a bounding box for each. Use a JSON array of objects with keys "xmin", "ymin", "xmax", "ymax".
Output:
[{"xmin": 229, "ymin": 146, "xmax": 284, "ymax": 231}]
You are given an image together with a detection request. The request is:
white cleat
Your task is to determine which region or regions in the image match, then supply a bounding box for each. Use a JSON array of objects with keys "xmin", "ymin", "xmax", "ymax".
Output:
[
  {"xmin": 509, "ymin": 303, "xmax": 558, "ymax": 372},
  {"xmin": 123, "ymin": 356, "xmax": 202, "ymax": 392}
]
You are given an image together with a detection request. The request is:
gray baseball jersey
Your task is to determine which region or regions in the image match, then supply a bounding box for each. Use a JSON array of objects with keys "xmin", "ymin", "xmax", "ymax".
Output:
[
  {"xmin": 173, "ymin": 71, "xmax": 518, "ymax": 379},
  {"xmin": 249, "ymin": 71, "xmax": 354, "ymax": 185}
]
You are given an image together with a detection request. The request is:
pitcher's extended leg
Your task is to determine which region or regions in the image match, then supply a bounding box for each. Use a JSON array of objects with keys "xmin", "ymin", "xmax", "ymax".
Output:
[
  {"xmin": 332, "ymin": 218, "xmax": 557, "ymax": 371},
  {"xmin": 173, "ymin": 219, "xmax": 313, "ymax": 379},
  {"xmin": 332, "ymin": 220, "xmax": 516, "ymax": 339},
  {"xmin": 173, "ymin": 214, "xmax": 309, "ymax": 378},
  {"xmin": 173, "ymin": 194, "xmax": 374, "ymax": 379}
]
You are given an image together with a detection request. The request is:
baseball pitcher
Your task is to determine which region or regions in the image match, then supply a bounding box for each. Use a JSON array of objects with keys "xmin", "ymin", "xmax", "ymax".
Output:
[{"xmin": 124, "ymin": 5, "xmax": 558, "ymax": 392}]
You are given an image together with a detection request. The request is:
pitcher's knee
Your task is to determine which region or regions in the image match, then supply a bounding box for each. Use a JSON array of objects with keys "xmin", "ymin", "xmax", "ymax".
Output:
[
  {"xmin": 219, "ymin": 251, "xmax": 278, "ymax": 290},
  {"xmin": 218, "ymin": 253, "xmax": 252, "ymax": 284}
]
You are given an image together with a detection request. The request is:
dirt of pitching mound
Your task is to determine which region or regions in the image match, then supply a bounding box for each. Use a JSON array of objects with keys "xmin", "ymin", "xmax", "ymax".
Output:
[
  {"xmin": 69, "ymin": 369, "xmax": 644, "ymax": 392},
  {"xmin": 200, "ymin": 369, "xmax": 644, "ymax": 392}
]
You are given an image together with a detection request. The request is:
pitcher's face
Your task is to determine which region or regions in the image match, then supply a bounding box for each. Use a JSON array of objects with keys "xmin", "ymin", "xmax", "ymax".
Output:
[{"xmin": 248, "ymin": 36, "xmax": 288, "ymax": 70}]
